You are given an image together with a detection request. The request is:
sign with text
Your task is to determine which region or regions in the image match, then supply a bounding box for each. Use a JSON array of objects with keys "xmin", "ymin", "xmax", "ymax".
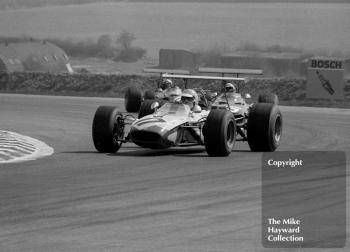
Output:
[
  {"xmin": 262, "ymin": 152, "xmax": 346, "ymax": 248},
  {"xmin": 307, "ymin": 58, "xmax": 344, "ymax": 99}
]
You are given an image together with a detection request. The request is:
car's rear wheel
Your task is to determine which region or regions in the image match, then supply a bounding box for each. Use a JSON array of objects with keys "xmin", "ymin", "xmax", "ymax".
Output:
[
  {"xmin": 92, "ymin": 106, "xmax": 124, "ymax": 153},
  {"xmin": 258, "ymin": 93, "xmax": 279, "ymax": 105},
  {"xmin": 247, "ymin": 103, "xmax": 282, "ymax": 152},
  {"xmin": 203, "ymin": 109, "xmax": 236, "ymax": 156},
  {"xmin": 144, "ymin": 90, "xmax": 155, "ymax": 100},
  {"xmin": 138, "ymin": 100, "xmax": 156, "ymax": 118},
  {"xmin": 138, "ymin": 99, "xmax": 166, "ymax": 118},
  {"xmin": 124, "ymin": 86, "xmax": 142, "ymax": 112}
]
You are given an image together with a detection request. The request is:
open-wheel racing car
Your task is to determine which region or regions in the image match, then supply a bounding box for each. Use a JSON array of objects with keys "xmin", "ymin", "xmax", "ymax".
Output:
[
  {"xmin": 124, "ymin": 68, "xmax": 190, "ymax": 113},
  {"xmin": 92, "ymin": 69, "xmax": 282, "ymax": 156}
]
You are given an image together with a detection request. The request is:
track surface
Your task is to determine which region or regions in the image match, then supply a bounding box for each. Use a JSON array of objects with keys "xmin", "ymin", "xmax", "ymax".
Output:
[{"xmin": 0, "ymin": 94, "xmax": 349, "ymax": 251}]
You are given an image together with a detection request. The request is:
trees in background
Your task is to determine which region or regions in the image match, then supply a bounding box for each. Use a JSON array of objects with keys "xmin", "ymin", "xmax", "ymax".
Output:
[
  {"xmin": 113, "ymin": 30, "xmax": 146, "ymax": 62},
  {"xmin": 97, "ymin": 34, "xmax": 114, "ymax": 58}
]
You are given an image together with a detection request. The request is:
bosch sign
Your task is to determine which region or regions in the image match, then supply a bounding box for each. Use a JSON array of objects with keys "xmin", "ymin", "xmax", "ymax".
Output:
[
  {"xmin": 307, "ymin": 58, "xmax": 344, "ymax": 100},
  {"xmin": 310, "ymin": 59, "xmax": 343, "ymax": 69}
]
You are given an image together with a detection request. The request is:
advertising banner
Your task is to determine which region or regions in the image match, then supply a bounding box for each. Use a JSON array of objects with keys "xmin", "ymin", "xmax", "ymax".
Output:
[{"xmin": 307, "ymin": 58, "xmax": 344, "ymax": 99}]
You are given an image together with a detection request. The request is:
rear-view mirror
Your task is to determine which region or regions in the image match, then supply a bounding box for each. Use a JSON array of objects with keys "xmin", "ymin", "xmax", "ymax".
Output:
[
  {"xmin": 245, "ymin": 93, "xmax": 252, "ymax": 99},
  {"xmin": 151, "ymin": 102, "xmax": 160, "ymax": 110}
]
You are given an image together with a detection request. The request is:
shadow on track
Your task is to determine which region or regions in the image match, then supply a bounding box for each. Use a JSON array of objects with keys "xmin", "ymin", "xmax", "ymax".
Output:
[
  {"xmin": 61, "ymin": 149, "xmax": 206, "ymax": 157},
  {"xmin": 109, "ymin": 147, "xmax": 206, "ymax": 157},
  {"xmin": 61, "ymin": 145, "xmax": 142, "ymax": 154},
  {"xmin": 63, "ymin": 149, "xmax": 251, "ymax": 158}
]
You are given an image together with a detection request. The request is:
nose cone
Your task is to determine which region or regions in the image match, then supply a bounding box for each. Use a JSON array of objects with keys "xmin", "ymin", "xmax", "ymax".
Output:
[
  {"xmin": 130, "ymin": 110, "xmax": 188, "ymax": 149},
  {"xmin": 130, "ymin": 125, "xmax": 172, "ymax": 149}
]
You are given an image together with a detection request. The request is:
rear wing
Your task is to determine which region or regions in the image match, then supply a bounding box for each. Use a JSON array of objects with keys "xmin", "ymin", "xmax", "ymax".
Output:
[
  {"xmin": 198, "ymin": 67, "xmax": 263, "ymax": 77},
  {"xmin": 143, "ymin": 68, "xmax": 190, "ymax": 75},
  {"xmin": 143, "ymin": 68, "xmax": 191, "ymax": 88},
  {"xmin": 162, "ymin": 74, "xmax": 245, "ymax": 82},
  {"xmin": 162, "ymin": 73, "xmax": 245, "ymax": 89}
]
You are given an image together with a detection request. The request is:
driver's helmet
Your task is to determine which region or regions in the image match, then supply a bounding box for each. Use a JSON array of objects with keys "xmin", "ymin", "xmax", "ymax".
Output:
[
  {"xmin": 225, "ymin": 83, "xmax": 237, "ymax": 93},
  {"xmin": 167, "ymin": 86, "xmax": 182, "ymax": 102},
  {"xmin": 181, "ymin": 89, "xmax": 199, "ymax": 109},
  {"xmin": 160, "ymin": 79, "xmax": 173, "ymax": 90}
]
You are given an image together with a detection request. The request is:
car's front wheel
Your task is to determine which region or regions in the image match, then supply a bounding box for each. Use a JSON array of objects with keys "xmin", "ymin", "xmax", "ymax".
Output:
[
  {"xmin": 92, "ymin": 106, "xmax": 124, "ymax": 153},
  {"xmin": 203, "ymin": 109, "xmax": 236, "ymax": 156},
  {"xmin": 247, "ymin": 103, "xmax": 282, "ymax": 152}
]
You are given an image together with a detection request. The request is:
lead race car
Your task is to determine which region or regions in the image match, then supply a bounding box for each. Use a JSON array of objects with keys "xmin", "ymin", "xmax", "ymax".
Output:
[{"xmin": 92, "ymin": 69, "xmax": 282, "ymax": 156}]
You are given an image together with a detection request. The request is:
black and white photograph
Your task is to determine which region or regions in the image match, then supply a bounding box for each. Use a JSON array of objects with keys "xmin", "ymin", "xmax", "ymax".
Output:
[{"xmin": 0, "ymin": 0, "xmax": 349, "ymax": 251}]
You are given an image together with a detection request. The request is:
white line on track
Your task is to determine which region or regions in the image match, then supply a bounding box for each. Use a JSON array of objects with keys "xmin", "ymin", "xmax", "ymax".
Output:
[{"xmin": 0, "ymin": 130, "xmax": 54, "ymax": 164}]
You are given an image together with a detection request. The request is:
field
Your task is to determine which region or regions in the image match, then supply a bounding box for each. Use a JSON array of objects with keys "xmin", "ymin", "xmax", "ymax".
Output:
[{"xmin": 0, "ymin": 2, "xmax": 350, "ymax": 58}]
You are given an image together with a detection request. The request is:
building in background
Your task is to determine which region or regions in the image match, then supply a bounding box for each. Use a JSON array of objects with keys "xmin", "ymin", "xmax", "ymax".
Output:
[
  {"xmin": 158, "ymin": 49, "xmax": 197, "ymax": 73},
  {"xmin": 220, "ymin": 51, "xmax": 307, "ymax": 77}
]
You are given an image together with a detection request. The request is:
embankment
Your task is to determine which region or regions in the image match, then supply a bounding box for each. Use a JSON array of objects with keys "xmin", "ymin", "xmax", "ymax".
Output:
[{"xmin": 1, "ymin": 72, "xmax": 349, "ymax": 108}]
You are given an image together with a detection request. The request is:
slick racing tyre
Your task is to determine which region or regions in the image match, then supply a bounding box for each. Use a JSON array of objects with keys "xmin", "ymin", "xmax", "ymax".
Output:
[
  {"xmin": 203, "ymin": 109, "xmax": 236, "ymax": 156},
  {"xmin": 92, "ymin": 106, "xmax": 124, "ymax": 153},
  {"xmin": 258, "ymin": 93, "xmax": 279, "ymax": 105},
  {"xmin": 124, "ymin": 86, "xmax": 142, "ymax": 112},
  {"xmin": 138, "ymin": 99, "xmax": 156, "ymax": 119},
  {"xmin": 0, "ymin": 72, "xmax": 10, "ymax": 89},
  {"xmin": 144, "ymin": 90, "xmax": 155, "ymax": 100},
  {"xmin": 247, "ymin": 103, "xmax": 282, "ymax": 152},
  {"xmin": 138, "ymin": 99, "xmax": 166, "ymax": 118}
]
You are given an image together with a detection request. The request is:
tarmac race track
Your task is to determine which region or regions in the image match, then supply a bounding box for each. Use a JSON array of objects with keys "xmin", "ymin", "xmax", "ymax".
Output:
[{"xmin": 0, "ymin": 94, "xmax": 349, "ymax": 252}]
